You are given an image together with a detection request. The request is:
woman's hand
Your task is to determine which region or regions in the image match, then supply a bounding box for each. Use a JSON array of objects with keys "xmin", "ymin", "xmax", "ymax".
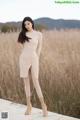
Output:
[{"xmin": 16, "ymin": 41, "xmax": 23, "ymax": 49}]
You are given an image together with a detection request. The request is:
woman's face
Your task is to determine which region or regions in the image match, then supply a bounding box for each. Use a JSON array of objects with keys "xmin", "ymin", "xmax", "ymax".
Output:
[{"xmin": 24, "ymin": 20, "xmax": 33, "ymax": 31}]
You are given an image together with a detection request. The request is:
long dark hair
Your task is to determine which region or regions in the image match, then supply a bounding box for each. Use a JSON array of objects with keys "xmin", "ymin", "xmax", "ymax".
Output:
[{"xmin": 17, "ymin": 17, "xmax": 34, "ymax": 44}]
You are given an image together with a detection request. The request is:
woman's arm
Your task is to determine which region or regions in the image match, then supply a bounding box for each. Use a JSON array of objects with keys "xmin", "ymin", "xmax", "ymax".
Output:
[
  {"xmin": 16, "ymin": 41, "xmax": 23, "ymax": 49},
  {"xmin": 37, "ymin": 32, "xmax": 43, "ymax": 58}
]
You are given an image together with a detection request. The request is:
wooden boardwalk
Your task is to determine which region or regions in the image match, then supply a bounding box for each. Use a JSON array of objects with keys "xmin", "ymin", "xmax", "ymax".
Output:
[{"xmin": 0, "ymin": 98, "xmax": 79, "ymax": 120}]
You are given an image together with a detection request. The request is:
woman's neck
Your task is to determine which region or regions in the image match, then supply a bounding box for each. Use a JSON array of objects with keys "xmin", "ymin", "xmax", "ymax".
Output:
[{"xmin": 28, "ymin": 29, "xmax": 34, "ymax": 32}]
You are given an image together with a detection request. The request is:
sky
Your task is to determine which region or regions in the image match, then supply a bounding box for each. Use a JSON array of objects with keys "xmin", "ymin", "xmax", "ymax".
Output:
[{"xmin": 0, "ymin": 0, "xmax": 80, "ymax": 22}]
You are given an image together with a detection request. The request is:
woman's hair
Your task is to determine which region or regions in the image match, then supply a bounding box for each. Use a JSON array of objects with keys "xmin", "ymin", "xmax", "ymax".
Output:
[{"xmin": 17, "ymin": 17, "xmax": 34, "ymax": 44}]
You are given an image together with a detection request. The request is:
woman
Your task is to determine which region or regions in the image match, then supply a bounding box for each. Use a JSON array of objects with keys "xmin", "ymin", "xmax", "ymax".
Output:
[{"xmin": 17, "ymin": 17, "xmax": 48, "ymax": 117}]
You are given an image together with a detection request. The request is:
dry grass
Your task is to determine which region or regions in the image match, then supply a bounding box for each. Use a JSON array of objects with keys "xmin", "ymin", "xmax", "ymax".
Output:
[{"xmin": 0, "ymin": 29, "xmax": 80, "ymax": 118}]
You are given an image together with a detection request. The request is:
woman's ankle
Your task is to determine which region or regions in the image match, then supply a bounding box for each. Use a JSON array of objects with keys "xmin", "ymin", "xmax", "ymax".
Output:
[{"xmin": 27, "ymin": 102, "xmax": 32, "ymax": 106}]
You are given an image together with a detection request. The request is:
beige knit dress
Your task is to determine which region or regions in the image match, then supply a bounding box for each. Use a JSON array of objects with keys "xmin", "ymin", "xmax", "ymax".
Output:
[{"xmin": 19, "ymin": 30, "xmax": 42, "ymax": 78}]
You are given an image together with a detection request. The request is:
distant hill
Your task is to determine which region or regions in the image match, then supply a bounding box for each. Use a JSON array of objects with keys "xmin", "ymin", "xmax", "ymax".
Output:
[
  {"xmin": 0, "ymin": 17, "xmax": 80, "ymax": 30},
  {"xmin": 34, "ymin": 17, "xmax": 80, "ymax": 29},
  {"xmin": 0, "ymin": 21, "xmax": 21, "ymax": 29}
]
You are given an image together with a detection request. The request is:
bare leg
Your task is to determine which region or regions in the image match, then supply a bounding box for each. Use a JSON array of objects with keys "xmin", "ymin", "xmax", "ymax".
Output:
[
  {"xmin": 39, "ymin": 97, "xmax": 48, "ymax": 117},
  {"xmin": 23, "ymin": 77, "xmax": 32, "ymax": 115},
  {"xmin": 31, "ymin": 67, "xmax": 48, "ymax": 117}
]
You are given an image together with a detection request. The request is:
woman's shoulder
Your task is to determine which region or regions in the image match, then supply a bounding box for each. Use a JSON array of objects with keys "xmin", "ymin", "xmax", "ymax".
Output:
[{"xmin": 34, "ymin": 30, "xmax": 42, "ymax": 36}]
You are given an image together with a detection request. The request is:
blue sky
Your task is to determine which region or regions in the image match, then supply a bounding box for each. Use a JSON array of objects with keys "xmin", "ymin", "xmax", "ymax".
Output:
[{"xmin": 0, "ymin": 0, "xmax": 80, "ymax": 22}]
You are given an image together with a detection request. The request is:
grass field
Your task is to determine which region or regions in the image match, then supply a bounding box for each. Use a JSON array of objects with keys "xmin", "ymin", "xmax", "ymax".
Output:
[{"xmin": 0, "ymin": 29, "xmax": 80, "ymax": 118}]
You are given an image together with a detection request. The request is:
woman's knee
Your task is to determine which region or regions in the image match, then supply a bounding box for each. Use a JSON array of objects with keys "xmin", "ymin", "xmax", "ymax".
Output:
[
  {"xmin": 32, "ymin": 75, "xmax": 39, "ymax": 82},
  {"xmin": 33, "ymin": 78, "xmax": 40, "ymax": 88},
  {"xmin": 23, "ymin": 76, "xmax": 29, "ymax": 85}
]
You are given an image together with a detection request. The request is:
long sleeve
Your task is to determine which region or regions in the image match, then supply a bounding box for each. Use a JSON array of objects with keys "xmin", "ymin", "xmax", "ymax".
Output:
[{"xmin": 37, "ymin": 32, "xmax": 43, "ymax": 57}]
